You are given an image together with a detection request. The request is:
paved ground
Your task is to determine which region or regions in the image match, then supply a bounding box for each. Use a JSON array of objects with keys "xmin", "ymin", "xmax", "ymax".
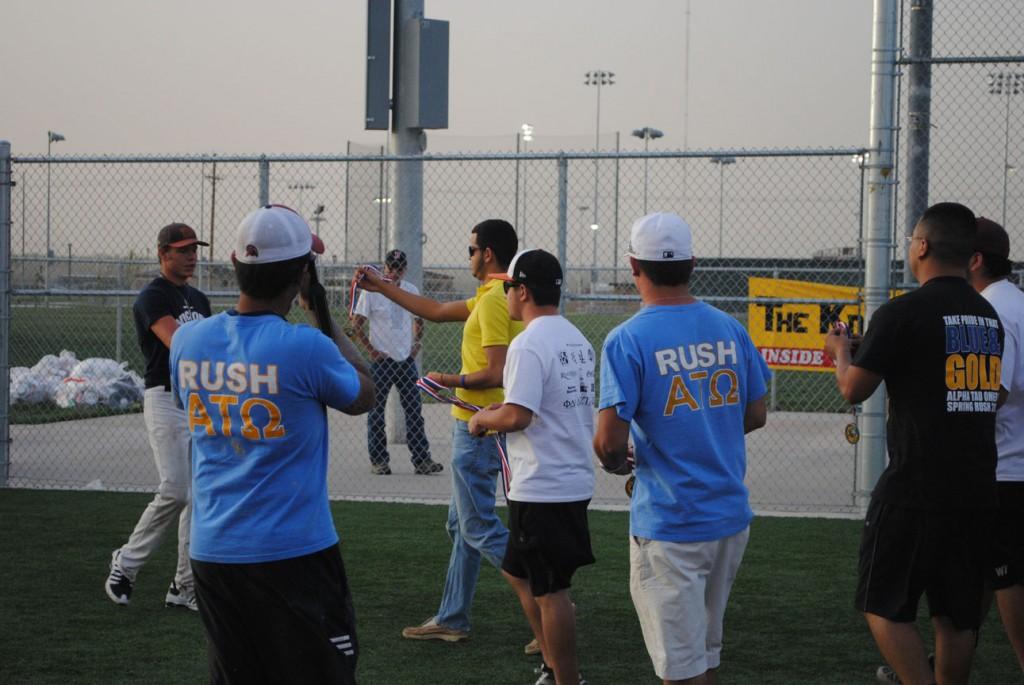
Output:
[{"xmin": 8, "ymin": 405, "xmax": 862, "ymax": 515}]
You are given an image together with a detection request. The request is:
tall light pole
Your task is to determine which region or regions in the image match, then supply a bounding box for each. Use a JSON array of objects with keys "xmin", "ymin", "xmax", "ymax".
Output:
[
  {"xmin": 46, "ymin": 131, "xmax": 66, "ymax": 294},
  {"xmin": 709, "ymin": 156, "xmax": 736, "ymax": 258},
  {"xmin": 584, "ymin": 70, "xmax": 614, "ymax": 232},
  {"xmin": 521, "ymin": 123, "xmax": 533, "ymax": 244},
  {"xmin": 988, "ymin": 72, "xmax": 1023, "ymax": 226},
  {"xmin": 288, "ymin": 182, "xmax": 316, "ymax": 218},
  {"xmin": 631, "ymin": 127, "xmax": 664, "ymax": 214}
]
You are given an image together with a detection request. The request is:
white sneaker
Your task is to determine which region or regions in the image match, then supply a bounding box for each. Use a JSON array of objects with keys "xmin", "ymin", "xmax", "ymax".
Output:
[{"xmin": 165, "ymin": 581, "xmax": 198, "ymax": 612}]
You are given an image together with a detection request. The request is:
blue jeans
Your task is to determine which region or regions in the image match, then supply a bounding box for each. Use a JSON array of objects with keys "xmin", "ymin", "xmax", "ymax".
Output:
[
  {"xmin": 434, "ymin": 419, "xmax": 509, "ymax": 631},
  {"xmin": 366, "ymin": 357, "xmax": 431, "ymax": 466}
]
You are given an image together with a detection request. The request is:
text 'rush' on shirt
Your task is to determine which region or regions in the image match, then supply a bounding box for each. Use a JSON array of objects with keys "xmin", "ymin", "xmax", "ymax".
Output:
[{"xmin": 599, "ymin": 302, "xmax": 770, "ymax": 543}]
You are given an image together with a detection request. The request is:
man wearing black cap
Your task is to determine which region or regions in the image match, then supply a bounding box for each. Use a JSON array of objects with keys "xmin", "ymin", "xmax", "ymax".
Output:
[
  {"xmin": 969, "ymin": 217, "xmax": 1024, "ymax": 672},
  {"xmin": 352, "ymin": 249, "xmax": 440, "ymax": 475},
  {"xmin": 105, "ymin": 223, "xmax": 211, "ymax": 611},
  {"xmin": 470, "ymin": 249, "xmax": 596, "ymax": 685}
]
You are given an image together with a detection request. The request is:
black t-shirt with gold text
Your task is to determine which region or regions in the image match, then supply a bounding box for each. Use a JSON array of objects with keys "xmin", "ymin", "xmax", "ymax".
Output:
[{"xmin": 854, "ymin": 276, "xmax": 1001, "ymax": 509}]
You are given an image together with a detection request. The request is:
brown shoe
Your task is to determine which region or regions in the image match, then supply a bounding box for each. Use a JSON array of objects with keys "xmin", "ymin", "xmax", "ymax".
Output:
[
  {"xmin": 401, "ymin": 618, "xmax": 468, "ymax": 642},
  {"xmin": 524, "ymin": 637, "xmax": 540, "ymax": 655}
]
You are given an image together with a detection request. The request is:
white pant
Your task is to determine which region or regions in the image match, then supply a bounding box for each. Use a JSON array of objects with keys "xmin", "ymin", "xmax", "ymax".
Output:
[
  {"xmin": 118, "ymin": 387, "xmax": 192, "ymax": 589},
  {"xmin": 629, "ymin": 527, "xmax": 750, "ymax": 681}
]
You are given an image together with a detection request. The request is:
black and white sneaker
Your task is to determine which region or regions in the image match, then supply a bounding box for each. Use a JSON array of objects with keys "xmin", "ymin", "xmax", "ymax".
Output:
[
  {"xmin": 165, "ymin": 581, "xmax": 198, "ymax": 612},
  {"xmin": 104, "ymin": 549, "xmax": 134, "ymax": 605},
  {"xmin": 533, "ymin": 662, "xmax": 586, "ymax": 685}
]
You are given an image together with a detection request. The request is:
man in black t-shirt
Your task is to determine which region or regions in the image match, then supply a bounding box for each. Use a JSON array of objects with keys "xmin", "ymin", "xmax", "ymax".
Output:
[
  {"xmin": 104, "ymin": 223, "xmax": 211, "ymax": 612},
  {"xmin": 824, "ymin": 203, "xmax": 1002, "ymax": 685}
]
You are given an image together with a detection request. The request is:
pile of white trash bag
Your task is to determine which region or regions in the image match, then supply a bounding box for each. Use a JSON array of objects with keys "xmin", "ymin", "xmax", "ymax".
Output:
[{"xmin": 10, "ymin": 350, "xmax": 145, "ymax": 409}]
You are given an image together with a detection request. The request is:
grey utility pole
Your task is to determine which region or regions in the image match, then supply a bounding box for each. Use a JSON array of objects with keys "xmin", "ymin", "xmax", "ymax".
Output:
[
  {"xmin": 391, "ymin": 0, "xmax": 426, "ymax": 291},
  {"xmin": 903, "ymin": 0, "xmax": 932, "ymax": 286},
  {"xmin": 858, "ymin": 0, "xmax": 900, "ymax": 512}
]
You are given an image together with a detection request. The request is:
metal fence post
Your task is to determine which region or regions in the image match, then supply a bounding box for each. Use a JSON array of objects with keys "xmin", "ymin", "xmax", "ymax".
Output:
[
  {"xmin": 858, "ymin": 0, "xmax": 900, "ymax": 512},
  {"xmin": 514, "ymin": 132, "xmax": 521, "ymax": 233},
  {"xmin": 903, "ymin": 0, "xmax": 933, "ymax": 286},
  {"xmin": 0, "ymin": 141, "xmax": 12, "ymax": 486},
  {"xmin": 557, "ymin": 156, "xmax": 568, "ymax": 315},
  {"xmin": 258, "ymin": 156, "xmax": 270, "ymax": 207},
  {"xmin": 115, "ymin": 261, "xmax": 124, "ymax": 363},
  {"xmin": 613, "ymin": 132, "xmax": 620, "ymax": 286}
]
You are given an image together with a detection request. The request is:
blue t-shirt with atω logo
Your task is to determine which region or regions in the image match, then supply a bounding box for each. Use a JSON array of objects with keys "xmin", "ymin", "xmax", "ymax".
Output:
[
  {"xmin": 599, "ymin": 302, "xmax": 770, "ymax": 543},
  {"xmin": 170, "ymin": 311, "xmax": 361, "ymax": 563}
]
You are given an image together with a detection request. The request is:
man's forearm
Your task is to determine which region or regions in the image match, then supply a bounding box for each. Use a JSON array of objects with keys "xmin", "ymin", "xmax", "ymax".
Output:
[
  {"xmin": 331, "ymin": 321, "xmax": 371, "ymax": 377},
  {"xmin": 306, "ymin": 309, "xmax": 371, "ymax": 376},
  {"xmin": 377, "ymin": 282, "xmax": 445, "ymax": 322}
]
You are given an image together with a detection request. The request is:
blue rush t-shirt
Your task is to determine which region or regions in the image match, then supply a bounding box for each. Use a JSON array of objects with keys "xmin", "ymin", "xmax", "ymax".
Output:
[
  {"xmin": 170, "ymin": 311, "xmax": 361, "ymax": 563},
  {"xmin": 599, "ymin": 302, "xmax": 770, "ymax": 542}
]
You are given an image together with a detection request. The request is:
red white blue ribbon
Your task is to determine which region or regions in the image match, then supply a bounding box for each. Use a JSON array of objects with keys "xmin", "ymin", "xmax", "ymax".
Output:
[
  {"xmin": 416, "ymin": 376, "xmax": 512, "ymax": 500},
  {"xmin": 348, "ymin": 265, "xmax": 393, "ymax": 317}
]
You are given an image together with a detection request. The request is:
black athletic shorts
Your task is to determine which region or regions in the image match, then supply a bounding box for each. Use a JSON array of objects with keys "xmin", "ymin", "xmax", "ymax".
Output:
[
  {"xmin": 191, "ymin": 545, "xmax": 358, "ymax": 685},
  {"xmin": 991, "ymin": 481, "xmax": 1024, "ymax": 590},
  {"xmin": 855, "ymin": 499, "xmax": 992, "ymax": 631},
  {"xmin": 502, "ymin": 499, "xmax": 595, "ymax": 597}
]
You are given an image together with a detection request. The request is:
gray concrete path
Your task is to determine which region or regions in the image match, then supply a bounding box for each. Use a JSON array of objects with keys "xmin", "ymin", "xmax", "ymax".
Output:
[{"xmin": 8, "ymin": 406, "xmax": 861, "ymax": 515}]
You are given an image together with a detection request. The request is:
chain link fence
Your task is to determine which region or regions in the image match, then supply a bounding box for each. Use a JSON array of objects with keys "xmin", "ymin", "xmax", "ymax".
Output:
[
  {"xmin": 3, "ymin": 148, "xmax": 868, "ymax": 513},
  {"xmin": 4, "ymin": 1, "xmax": 1022, "ymax": 515},
  {"xmin": 894, "ymin": 0, "xmax": 1024, "ymax": 256}
]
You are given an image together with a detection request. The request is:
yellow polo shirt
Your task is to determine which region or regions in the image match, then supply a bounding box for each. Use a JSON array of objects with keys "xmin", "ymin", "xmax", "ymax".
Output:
[{"xmin": 453, "ymin": 278, "xmax": 524, "ymax": 421}]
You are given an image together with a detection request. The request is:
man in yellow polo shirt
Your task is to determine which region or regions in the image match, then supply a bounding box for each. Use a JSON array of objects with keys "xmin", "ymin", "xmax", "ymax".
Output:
[{"xmin": 356, "ymin": 219, "xmax": 522, "ymax": 642}]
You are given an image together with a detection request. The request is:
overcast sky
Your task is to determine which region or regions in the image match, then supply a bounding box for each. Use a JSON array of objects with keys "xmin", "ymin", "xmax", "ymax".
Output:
[{"xmin": 3, "ymin": 0, "xmax": 873, "ymax": 156}]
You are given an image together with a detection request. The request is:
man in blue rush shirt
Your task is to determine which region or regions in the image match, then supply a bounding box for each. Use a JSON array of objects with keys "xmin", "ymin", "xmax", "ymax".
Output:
[
  {"xmin": 170, "ymin": 205, "xmax": 374, "ymax": 684},
  {"xmin": 594, "ymin": 212, "xmax": 770, "ymax": 685}
]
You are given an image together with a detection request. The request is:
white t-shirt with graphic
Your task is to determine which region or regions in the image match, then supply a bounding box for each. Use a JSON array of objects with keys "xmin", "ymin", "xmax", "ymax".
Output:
[
  {"xmin": 503, "ymin": 315, "xmax": 596, "ymax": 502},
  {"xmin": 982, "ymin": 279, "xmax": 1024, "ymax": 480},
  {"xmin": 354, "ymin": 281, "xmax": 420, "ymax": 361}
]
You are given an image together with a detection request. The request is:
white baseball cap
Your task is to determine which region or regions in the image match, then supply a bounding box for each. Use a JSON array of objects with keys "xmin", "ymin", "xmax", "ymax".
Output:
[
  {"xmin": 233, "ymin": 204, "xmax": 325, "ymax": 265},
  {"xmin": 625, "ymin": 212, "xmax": 693, "ymax": 261}
]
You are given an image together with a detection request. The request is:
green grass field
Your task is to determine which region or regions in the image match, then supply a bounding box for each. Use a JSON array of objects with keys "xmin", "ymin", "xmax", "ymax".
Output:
[
  {"xmin": 9, "ymin": 302, "xmax": 846, "ymax": 424},
  {"xmin": 0, "ymin": 490, "xmax": 1019, "ymax": 684}
]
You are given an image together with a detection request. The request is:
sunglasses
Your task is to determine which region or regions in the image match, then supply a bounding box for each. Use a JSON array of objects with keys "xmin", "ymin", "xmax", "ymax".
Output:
[
  {"xmin": 468, "ymin": 245, "xmax": 483, "ymax": 257},
  {"xmin": 502, "ymin": 280, "xmax": 522, "ymax": 293}
]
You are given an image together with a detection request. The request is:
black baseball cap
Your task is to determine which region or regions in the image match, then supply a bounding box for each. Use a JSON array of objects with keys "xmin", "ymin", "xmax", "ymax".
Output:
[
  {"xmin": 158, "ymin": 223, "xmax": 209, "ymax": 249},
  {"xmin": 493, "ymin": 249, "xmax": 563, "ymax": 288},
  {"xmin": 385, "ymin": 249, "xmax": 407, "ymax": 268}
]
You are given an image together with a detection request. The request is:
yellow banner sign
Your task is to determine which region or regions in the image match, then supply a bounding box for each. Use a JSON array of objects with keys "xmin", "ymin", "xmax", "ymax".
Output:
[{"xmin": 747, "ymin": 277, "xmax": 863, "ymax": 373}]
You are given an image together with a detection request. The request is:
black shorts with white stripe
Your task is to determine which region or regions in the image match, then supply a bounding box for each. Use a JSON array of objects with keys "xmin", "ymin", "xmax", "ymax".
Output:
[{"xmin": 192, "ymin": 545, "xmax": 358, "ymax": 685}]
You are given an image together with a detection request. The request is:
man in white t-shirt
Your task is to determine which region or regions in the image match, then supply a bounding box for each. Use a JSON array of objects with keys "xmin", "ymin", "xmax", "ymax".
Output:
[
  {"xmin": 469, "ymin": 249, "xmax": 595, "ymax": 685},
  {"xmin": 968, "ymin": 217, "xmax": 1024, "ymax": 672},
  {"xmin": 352, "ymin": 249, "xmax": 441, "ymax": 476}
]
